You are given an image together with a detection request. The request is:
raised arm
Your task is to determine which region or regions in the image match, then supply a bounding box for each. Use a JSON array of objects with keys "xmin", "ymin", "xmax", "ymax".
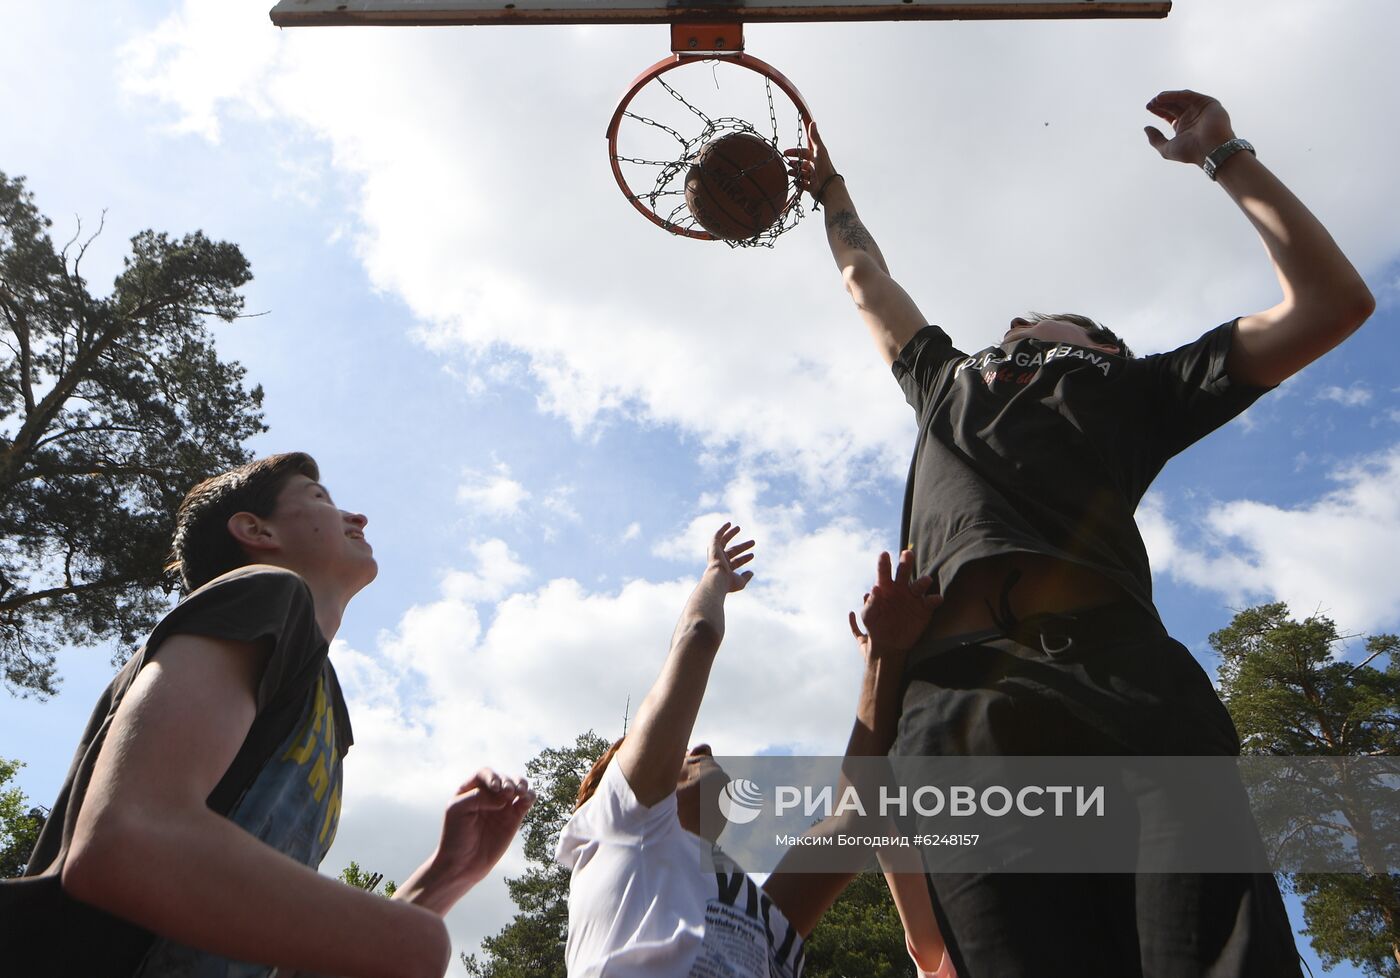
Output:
[
  {"xmin": 1145, "ymin": 89, "xmax": 1375, "ymax": 388},
  {"xmin": 787, "ymin": 125, "xmax": 930, "ymax": 367},
  {"xmin": 763, "ymin": 550, "xmax": 942, "ymax": 936},
  {"xmin": 614, "ymin": 523, "xmax": 754, "ymax": 808},
  {"xmin": 62, "ymin": 635, "xmax": 451, "ymax": 978}
]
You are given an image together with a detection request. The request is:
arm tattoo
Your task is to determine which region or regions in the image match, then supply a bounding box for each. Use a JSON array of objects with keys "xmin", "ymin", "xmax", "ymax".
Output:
[{"xmin": 827, "ymin": 209, "xmax": 874, "ymax": 252}]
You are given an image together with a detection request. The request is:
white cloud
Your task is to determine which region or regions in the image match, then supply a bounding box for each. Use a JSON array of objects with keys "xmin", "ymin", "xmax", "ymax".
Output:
[
  {"xmin": 1314, "ymin": 384, "xmax": 1372, "ymax": 407},
  {"xmin": 440, "ymin": 539, "xmax": 531, "ymax": 604},
  {"xmin": 541, "ymin": 485, "xmax": 580, "ymax": 523},
  {"xmin": 621, "ymin": 521, "xmax": 642, "ymax": 542},
  {"xmin": 1143, "ymin": 445, "xmax": 1400, "ymax": 632},
  {"xmin": 455, "ymin": 463, "xmax": 530, "ymax": 517},
  {"xmin": 118, "ymin": 1, "xmax": 1400, "ymax": 492},
  {"xmin": 118, "ymin": 1, "xmax": 279, "ymax": 141}
]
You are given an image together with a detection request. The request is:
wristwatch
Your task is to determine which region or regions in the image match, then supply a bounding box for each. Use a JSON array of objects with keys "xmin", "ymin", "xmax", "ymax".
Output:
[{"xmin": 1202, "ymin": 138, "xmax": 1256, "ymax": 181}]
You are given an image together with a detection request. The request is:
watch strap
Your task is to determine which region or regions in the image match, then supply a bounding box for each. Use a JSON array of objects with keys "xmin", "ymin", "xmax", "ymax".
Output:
[{"xmin": 1203, "ymin": 138, "xmax": 1256, "ymax": 181}]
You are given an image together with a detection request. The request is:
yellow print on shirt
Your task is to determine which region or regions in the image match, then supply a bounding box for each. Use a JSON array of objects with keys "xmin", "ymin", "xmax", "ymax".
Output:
[{"xmin": 282, "ymin": 672, "xmax": 342, "ymax": 845}]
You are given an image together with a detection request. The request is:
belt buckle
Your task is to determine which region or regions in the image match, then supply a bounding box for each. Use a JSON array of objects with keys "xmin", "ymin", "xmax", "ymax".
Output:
[{"xmin": 1034, "ymin": 614, "xmax": 1078, "ymax": 658}]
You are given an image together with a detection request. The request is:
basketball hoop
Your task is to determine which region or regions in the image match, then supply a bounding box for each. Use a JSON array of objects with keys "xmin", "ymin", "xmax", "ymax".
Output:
[{"xmin": 606, "ymin": 27, "xmax": 814, "ymax": 247}]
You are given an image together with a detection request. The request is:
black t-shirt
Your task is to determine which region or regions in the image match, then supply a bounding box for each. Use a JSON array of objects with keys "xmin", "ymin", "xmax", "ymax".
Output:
[
  {"xmin": 893, "ymin": 321, "xmax": 1273, "ymax": 620},
  {"xmin": 0, "ymin": 565, "xmax": 353, "ymax": 978}
]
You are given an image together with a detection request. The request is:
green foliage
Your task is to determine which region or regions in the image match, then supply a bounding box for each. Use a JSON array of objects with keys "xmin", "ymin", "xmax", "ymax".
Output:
[
  {"xmin": 1212, "ymin": 603, "xmax": 1400, "ymax": 757},
  {"xmin": 338, "ymin": 859, "xmax": 396, "ymax": 897},
  {"xmin": 803, "ymin": 872, "xmax": 917, "ymax": 978},
  {"xmin": 1211, "ymin": 602, "xmax": 1400, "ymax": 977},
  {"xmin": 0, "ymin": 756, "xmax": 47, "ymax": 878},
  {"xmin": 462, "ymin": 730, "xmax": 611, "ymax": 978},
  {"xmin": 0, "ymin": 171, "xmax": 266, "ymax": 697},
  {"xmin": 1292, "ymin": 873, "xmax": 1400, "ymax": 978}
]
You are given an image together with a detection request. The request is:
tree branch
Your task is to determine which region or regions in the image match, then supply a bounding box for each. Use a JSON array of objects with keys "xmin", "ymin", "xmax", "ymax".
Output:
[
  {"xmin": 0, "ymin": 317, "xmax": 131, "ymax": 485},
  {"xmin": 59, "ymin": 209, "xmax": 106, "ymax": 300},
  {"xmin": 12, "ymin": 461, "xmax": 178, "ymax": 483},
  {"xmin": 29, "ymin": 423, "xmax": 148, "ymax": 452},
  {"xmin": 10, "ymin": 299, "xmax": 36, "ymax": 416},
  {"xmin": 1345, "ymin": 642, "xmax": 1398, "ymax": 679},
  {"xmin": 0, "ymin": 574, "xmax": 141, "ymax": 614}
]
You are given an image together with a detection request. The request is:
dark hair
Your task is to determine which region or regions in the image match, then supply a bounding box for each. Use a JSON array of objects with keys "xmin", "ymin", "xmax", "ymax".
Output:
[
  {"xmin": 166, "ymin": 452, "xmax": 321, "ymax": 592},
  {"xmin": 575, "ymin": 736, "xmax": 627, "ymax": 812},
  {"xmin": 1027, "ymin": 311, "xmax": 1134, "ymax": 358}
]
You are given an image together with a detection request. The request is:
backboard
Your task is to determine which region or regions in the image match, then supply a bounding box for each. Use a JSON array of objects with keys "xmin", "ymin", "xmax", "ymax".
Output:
[{"xmin": 269, "ymin": 0, "xmax": 1169, "ymax": 28}]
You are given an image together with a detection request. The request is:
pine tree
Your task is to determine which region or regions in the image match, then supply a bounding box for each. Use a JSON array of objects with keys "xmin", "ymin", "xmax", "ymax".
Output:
[
  {"xmin": 1211, "ymin": 602, "xmax": 1400, "ymax": 977},
  {"xmin": 803, "ymin": 872, "xmax": 917, "ymax": 978},
  {"xmin": 0, "ymin": 756, "xmax": 46, "ymax": 878},
  {"xmin": 1, "ymin": 171, "xmax": 265, "ymax": 697}
]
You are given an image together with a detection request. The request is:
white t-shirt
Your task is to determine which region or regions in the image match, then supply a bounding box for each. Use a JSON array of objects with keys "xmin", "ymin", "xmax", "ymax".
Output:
[{"xmin": 555, "ymin": 761, "xmax": 806, "ymax": 978}]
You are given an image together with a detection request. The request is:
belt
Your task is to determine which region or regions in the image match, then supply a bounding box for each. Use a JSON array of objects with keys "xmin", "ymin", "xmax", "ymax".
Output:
[{"xmin": 904, "ymin": 570, "xmax": 1163, "ymax": 682}]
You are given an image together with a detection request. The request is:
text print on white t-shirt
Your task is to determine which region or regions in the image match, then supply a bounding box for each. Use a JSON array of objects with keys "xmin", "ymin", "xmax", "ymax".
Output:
[{"xmin": 690, "ymin": 858, "xmax": 804, "ymax": 978}]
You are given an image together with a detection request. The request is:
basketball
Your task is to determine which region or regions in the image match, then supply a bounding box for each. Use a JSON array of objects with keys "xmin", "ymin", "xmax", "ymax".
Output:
[{"xmin": 684, "ymin": 132, "xmax": 789, "ymax": 241}]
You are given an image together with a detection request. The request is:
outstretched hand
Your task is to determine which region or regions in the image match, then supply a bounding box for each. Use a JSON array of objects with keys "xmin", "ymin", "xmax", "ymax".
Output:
[
  {"xmin": 849, "ymin": 550, "xmax": 942, "ymax": 657},
  {"xmin": 433, "ymin": 768, "xmax": 536, "ymax": 888},
  {"xmin": 1144, "ymin": 89, "xmax": 1236, "ymax": 167},
  {"xmin": 785, "ymin": 120, "xmax": 838, "ymax": 203},
  {"xmin": 708, "ymin": 522, "xmax": 756, "ymax": 593}
]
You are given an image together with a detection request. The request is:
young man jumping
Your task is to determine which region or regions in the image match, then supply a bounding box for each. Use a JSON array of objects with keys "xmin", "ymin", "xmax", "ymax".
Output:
[
  {"xmin": 786, "ymin": 89, "xmax": 1374, "ymax": 976},
  {"xmin": 2, "ymin": 452, "xmax": 535, "ymax": 978}
]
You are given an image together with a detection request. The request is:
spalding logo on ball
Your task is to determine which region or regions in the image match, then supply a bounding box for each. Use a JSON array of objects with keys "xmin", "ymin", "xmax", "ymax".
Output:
[{"xmin": 685, "ymin": 132, "xmax": 790, "ymax": 242}]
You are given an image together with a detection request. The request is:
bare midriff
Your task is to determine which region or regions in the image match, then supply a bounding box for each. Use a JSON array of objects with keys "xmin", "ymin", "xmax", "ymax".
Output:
[{"xmin": 925, "ymin": 552, "xmax": 1129, "ymax": 640}]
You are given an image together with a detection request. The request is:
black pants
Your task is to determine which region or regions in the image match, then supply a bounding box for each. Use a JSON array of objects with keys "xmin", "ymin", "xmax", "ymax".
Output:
[{"xmin": 893, "ymin": 601, "xmax": 1303, "ymax": 978}]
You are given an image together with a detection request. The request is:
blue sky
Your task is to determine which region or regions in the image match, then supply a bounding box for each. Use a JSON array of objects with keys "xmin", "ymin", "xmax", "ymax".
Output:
[{"xmin": 3, "ymin": 1, "xmax": 1399, "ymax": 972}]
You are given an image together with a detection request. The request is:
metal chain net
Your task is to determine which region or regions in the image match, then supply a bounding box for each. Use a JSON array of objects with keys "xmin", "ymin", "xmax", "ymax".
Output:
[{"xmin": 612, "ymin": 63, "xmax": 807, "ymax": 248}]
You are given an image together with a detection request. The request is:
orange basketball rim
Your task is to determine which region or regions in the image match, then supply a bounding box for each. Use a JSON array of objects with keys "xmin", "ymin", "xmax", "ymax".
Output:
[{"xmin": 605, "ymin": 25, "xmax": 814, "ymax": 242}]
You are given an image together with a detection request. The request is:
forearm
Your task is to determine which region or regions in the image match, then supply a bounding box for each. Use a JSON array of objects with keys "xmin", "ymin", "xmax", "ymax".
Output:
[
  {"xmin": 767, "ymin": 649, "xmax": 905, "ymax": 907},
  {"xmin": 833, "ymin": 645, "xmax": 904, "ymax": 848},
  {"xmin": 670, "ymin": 566, "xmax": 730, "ymax": 647},
  {"xmin": 765, "ymin": 759, "xmax": 908, "ymax": 935},
  {"xmin": 765, "ymin": 570, "xmax": 929, "ymax": 934},
  {"xmin": 618, "ymin": 646, "xmax": 718, "ymax": 802},
  {"xmin": 844, "ymin": 645, "xmax": 906, "ymax": 758},
  {"xmin": 820, "ymin": 180, "xmax": 891, "ymax": 276},
  {"xmin": 393, "ymin": 853, "xmax": 474, "ymax": 917},
  {"xmin": 646, "ymin": 567, "xmax": 728, "ymax": 732},
  {"xmin": 1217, "ymin": 152, "xmax": 1371, "ymax": 316},
  {"xmin": 619, "ymin": 568, "xmax": 728, "ymax": 804},
  {"xmin": 64, "ymin": 809, "xmax": 450, "ymax": 978},
  {"xmin": 763, "ymin": 806, "xmax": 870, "ymax": 936},
  {"xmin": 817, "ymin": 180, "xmax": 928, "ymax": 366},
  {"xmin": 880, "ymin": 864, "xmax": 951, "ymax": 977}
]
